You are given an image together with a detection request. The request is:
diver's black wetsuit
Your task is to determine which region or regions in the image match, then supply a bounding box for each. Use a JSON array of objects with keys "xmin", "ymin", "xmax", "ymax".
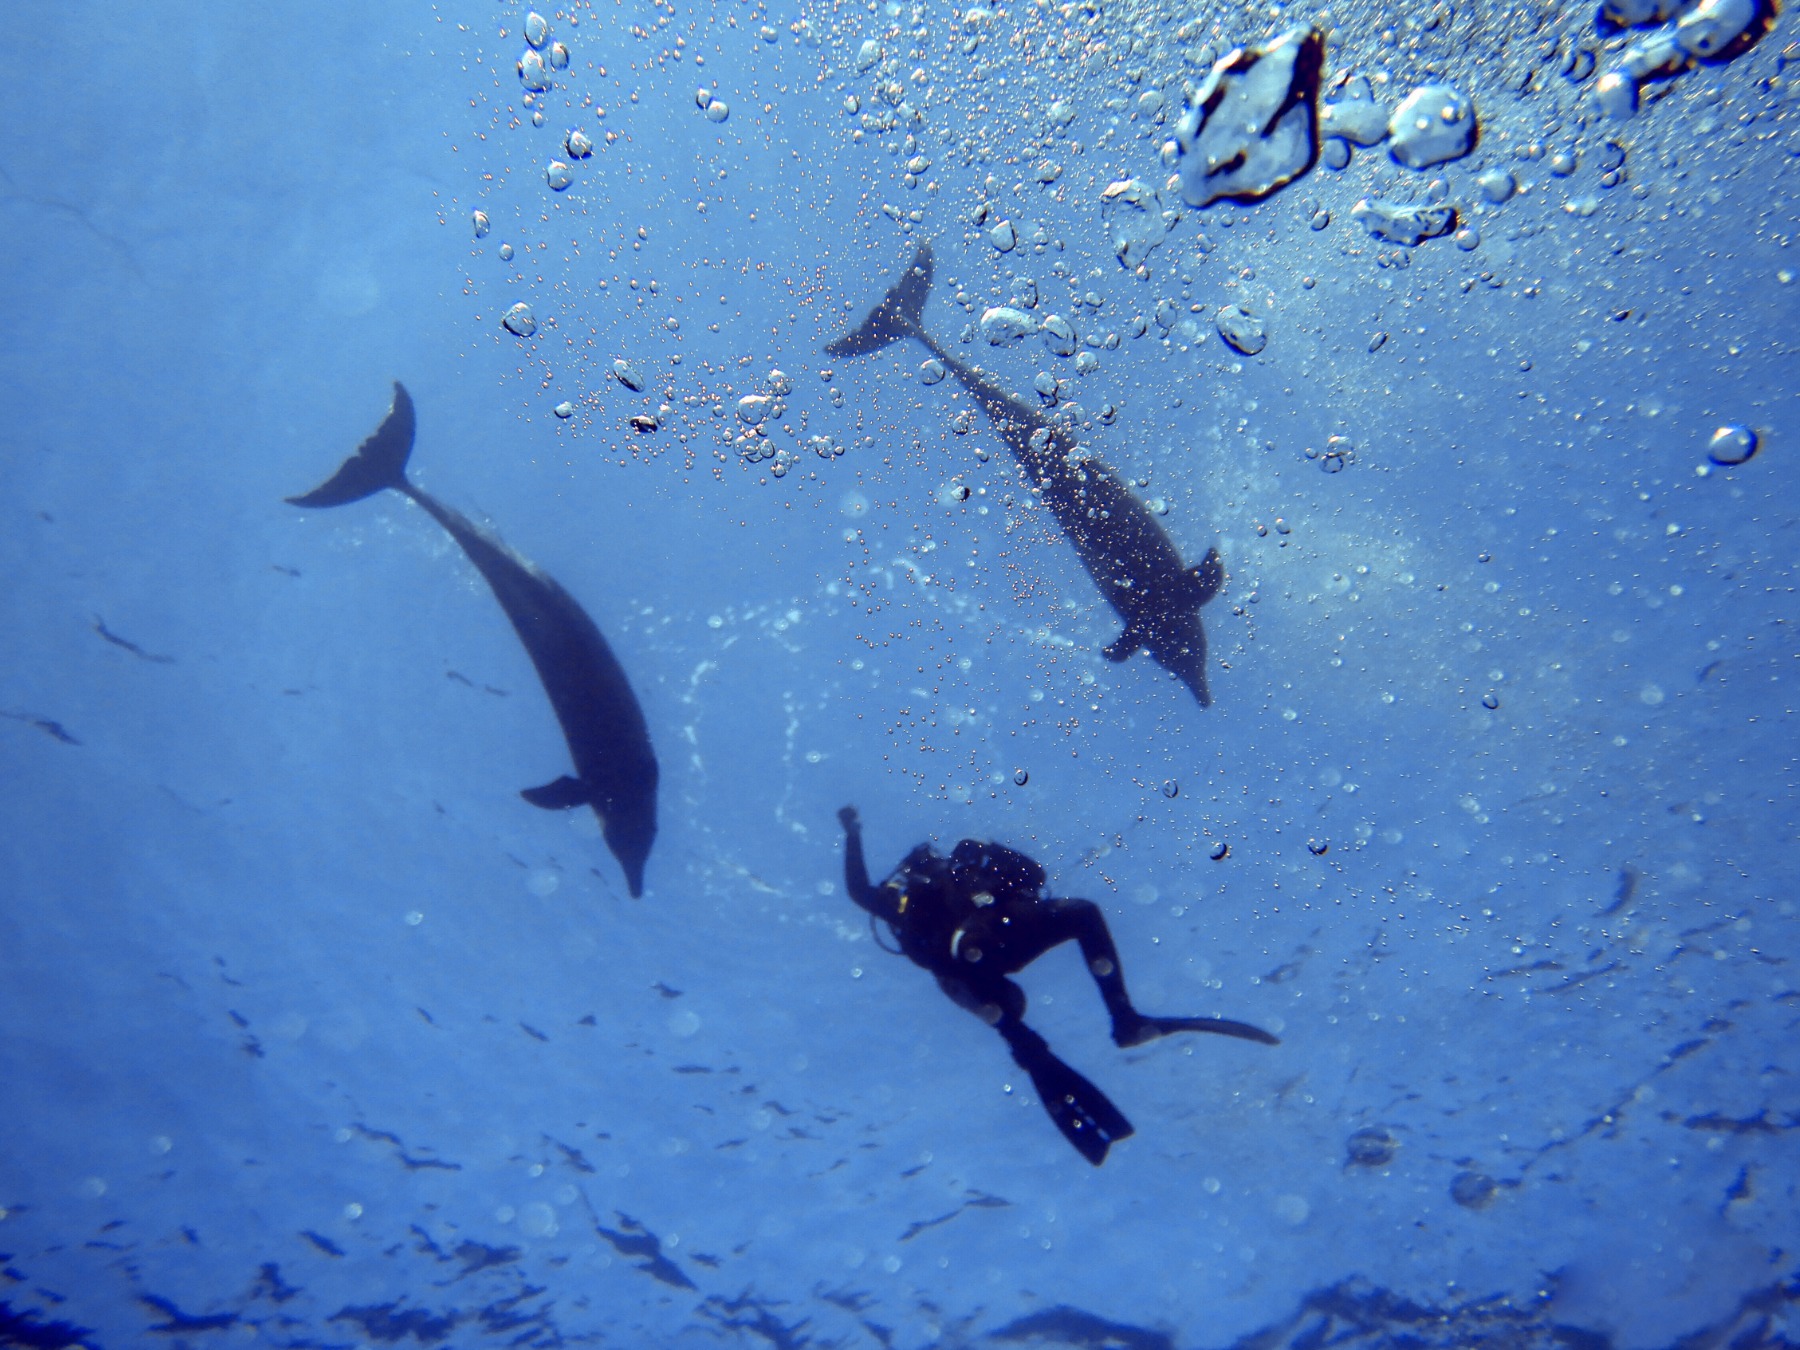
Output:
[{"xmin": 837, "ymin": 806, "xmax": 1277, "ymax": 1165}]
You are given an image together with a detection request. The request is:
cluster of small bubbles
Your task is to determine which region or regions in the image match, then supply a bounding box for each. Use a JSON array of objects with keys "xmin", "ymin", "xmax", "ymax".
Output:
[
  {"xmin": 694, "ymin": 86, "xmax": 730, "ymax": 122},
  {"xmin": 502, "ymin": 302, "xmax": 538, "ymax": 338},
  {"xmin": 767, "ymin": 369, "xmax": 793, "ymax": 396},
  {"xmin": 1304, "ymin": 434, "xmax": 1356, "ymax": 473},
  {"xmin": 768, "ymin": 447, "xmax": 801, "ymax": 478},
  {"xmin": 807, "ymin": 434, "xmax": 843, "ymax": 459}
]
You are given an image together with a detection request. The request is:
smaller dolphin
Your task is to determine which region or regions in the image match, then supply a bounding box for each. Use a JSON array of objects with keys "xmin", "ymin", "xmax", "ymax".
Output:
[
  {"xmin": 828, "ymin": 243, "xmax": 1225, "ymax": 706},
  {"xmin": 288, "ymin": 383, "xmax": 658, "ymax": 897}
]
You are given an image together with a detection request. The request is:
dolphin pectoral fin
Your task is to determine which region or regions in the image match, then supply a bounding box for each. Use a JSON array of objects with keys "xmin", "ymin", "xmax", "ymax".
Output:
[
  {"xmin": 1101, "ymin": 624, "xmax": 1145, "ymax": 663},
  {"xmin": 1192, "ymin": 547, "xmax": 1225, "ymax": 606},
  {"xmin": 521, "ymin": 775, "xmax": 591, "ymax": 810}
]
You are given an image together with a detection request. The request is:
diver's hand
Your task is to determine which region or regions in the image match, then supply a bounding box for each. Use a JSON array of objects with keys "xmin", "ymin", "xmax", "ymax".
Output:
[{"xmin": 837, "ymin": 805, "xmax": 861, "ymax": 833}]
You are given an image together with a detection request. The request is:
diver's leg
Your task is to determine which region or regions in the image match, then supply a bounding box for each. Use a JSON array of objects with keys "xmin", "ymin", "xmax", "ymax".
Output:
[
  {"xmin": 997, "ymin": 1016, "xmax": 1133, "ymax": 1166},
  {"xmin": 1037, "ymin": 899, "xmax": 1282, "ymax": 1048},
  {"xmin": 1021, "ymin": 899, "xmax": 1143, "ymax": 1040},
  {"xmin": 934, "ymin": 972, "xmax": 1132, "ymax": 1165},
  {"xmin": 837, "ymin": 806, "xmax": 883, "ymax": 914}
]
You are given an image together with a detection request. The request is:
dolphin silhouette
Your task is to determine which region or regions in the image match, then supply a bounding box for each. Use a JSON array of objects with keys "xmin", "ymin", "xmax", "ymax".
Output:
[
  {"xmin": 287, "ymin": 383, "xmax": 658, "ymax": 896},
  {"xmin": 827, "ymin": 243, "xmax": 1224, "ymax": 706}
]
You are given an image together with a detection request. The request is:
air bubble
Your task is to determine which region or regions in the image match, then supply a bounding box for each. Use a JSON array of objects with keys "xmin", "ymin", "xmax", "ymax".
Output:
[
  {"xmin": 502, "ymin": 303, "xmax": 538, "ymax": 337},
  {"xmin": 518, "ymin": 50, "xmax": 552, "ymax": 92},
  {"xmin": 1013, "ymin": 768, "xmax": 1029, "ymax": 786},
  {"xmin": 1705, "ymin": 424, "xmax": 1758, "ymax": 466},
  {"xmin": 1162, "ymin": 779, "xmax": 1179, "ymax": 798},
  {"xmin": 545, "ymin": 161, "xmax": 574, "ymax": 191},
  {"xmin": 1209, "ymin": 841, "xmax": 1229, "ymax": 861}
]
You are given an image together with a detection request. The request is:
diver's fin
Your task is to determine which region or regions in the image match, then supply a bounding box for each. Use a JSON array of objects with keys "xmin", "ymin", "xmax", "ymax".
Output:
[
  {"xmin": 521, "ymin": 775, "xmax": 591, "ymax": 810},
  {"xmin": 1026, "ymin": 1047, "xmax": 1134, "ymax": 1165},
  {"xmin": 1116, "ymin": 1013, "xmax": 1279, "ymax": 1048},
  {"xmin": 1007, "ymin": 1025, "xmax": 1133, "ymax": 1165},
  {"xmin": 1192, "ymin": 547, "xmax": 1224, "ymax": 605},
  {"xmin": 1101, "ymin": 623, "xmax": 1145, "ymax": 663},
  {"xmin": 825, "ymin": 243, "xmax": 934, "ymax": 357},
  {"xmin": 287, "ymin": 382, "xmax": 416, "ymax": 507}
]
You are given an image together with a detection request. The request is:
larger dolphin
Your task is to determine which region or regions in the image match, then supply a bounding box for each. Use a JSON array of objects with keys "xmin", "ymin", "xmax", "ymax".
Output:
[
  {"xmin": 827, "ymin": 243, "xmax": 1224, "ymax": 706},
  {"xmin": 287, "ymin": 382, "xmax": 658, "ymax": 896}
]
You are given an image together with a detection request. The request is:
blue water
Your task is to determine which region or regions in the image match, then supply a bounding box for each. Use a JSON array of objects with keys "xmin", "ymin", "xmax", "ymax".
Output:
[{"xmin": 2, "ymin": 2, "xmax": 1796, "ymax": 1346}]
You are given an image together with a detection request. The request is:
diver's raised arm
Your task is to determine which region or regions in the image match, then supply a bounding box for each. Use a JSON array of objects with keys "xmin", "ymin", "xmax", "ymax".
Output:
[{"xmin": 837, "ymin": 806, "xmax": 884, "ymax": 916}]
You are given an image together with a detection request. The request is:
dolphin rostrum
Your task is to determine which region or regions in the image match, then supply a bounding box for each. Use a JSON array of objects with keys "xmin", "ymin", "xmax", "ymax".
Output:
[
  {"xmin": 287, "ymin": 382, "xmax": 658, "ymax": 896},
  {"xmin": 827, "ymin": 242, "xmax": 1225, "ymax": 706}
]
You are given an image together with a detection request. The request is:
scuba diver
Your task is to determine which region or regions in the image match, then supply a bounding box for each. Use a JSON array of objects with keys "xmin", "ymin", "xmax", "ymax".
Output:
[{"xmin": 836, "ymin": 806, "xmax": 1278, "ymax": 1165}]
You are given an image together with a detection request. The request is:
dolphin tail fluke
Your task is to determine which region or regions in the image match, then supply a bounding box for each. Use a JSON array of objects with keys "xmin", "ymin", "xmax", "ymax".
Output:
[
  {"xmin": 1192, "ymin": 546, "xmax": 1224, "ymax": 605},
  {"xmin": 1155, "ymin": 637, "xmax": 1213, "ymax": 709},
  {"xmin": 286, "ymin": 382, "xmax": 417, "ymax": 508},
  {"xmin": 521, "ymin": 775, "xmax": 591, "ymax": 810},
  {"xmin": 825, "ymin": 242, "xmax": 934, "ymax": 357}
]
